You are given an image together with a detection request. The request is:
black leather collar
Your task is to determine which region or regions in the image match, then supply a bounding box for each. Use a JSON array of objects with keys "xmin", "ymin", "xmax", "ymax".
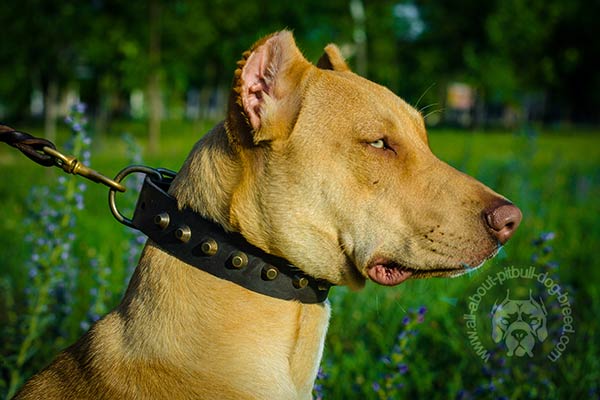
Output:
[{"xmin": 130, "ymin": 172, "xmax": 332, "ymax": 304}]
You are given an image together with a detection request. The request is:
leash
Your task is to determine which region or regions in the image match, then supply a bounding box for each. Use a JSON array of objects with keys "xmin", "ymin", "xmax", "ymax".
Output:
[
  {"xmin": 1, "ymin": 125, "xmax": 331, "ymax": 304},
  {"xmin": 0, "ymin": 124, "xmax": 126, "ymax": 192}
]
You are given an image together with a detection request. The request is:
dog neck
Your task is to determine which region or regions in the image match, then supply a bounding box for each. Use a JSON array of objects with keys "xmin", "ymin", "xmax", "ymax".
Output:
[
  {"xmin": 169, "ymin": 121, "xmax": 243, "ymax": 232},
  {"xmin": 112, "ymin": 124, "xmax": 331, "ymax": 397},
  {"xmin": 169, "ymin": 121, "xmax": 294, "ymax": 258}
]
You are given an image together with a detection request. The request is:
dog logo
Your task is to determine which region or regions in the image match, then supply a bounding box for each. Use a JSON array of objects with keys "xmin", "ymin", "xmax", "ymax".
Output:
[{"xmin": 491, "ymin": 289, "xmax": 548, "ymax": 357}]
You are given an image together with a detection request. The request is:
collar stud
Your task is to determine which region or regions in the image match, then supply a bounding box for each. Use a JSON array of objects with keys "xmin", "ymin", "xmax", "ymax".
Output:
[
  {"xmin": 153, "ymin": 212, "xmax": 170, "ymax": 230},
  {"xmin": 230, "ymin": 251, "xmax": 249, "ymax": 269},
  {"xmin": 262, "ymin": 266, "xmax": 279, "ymax": 280},
  {"xmin": 293, "ymin": 276, "xmax": 309, "ymax": 289},
  {"xmin": 200, "ymin": 238, "xmax": 218, "ymax": 256},
  {"xmin": 175, "ymin": 225, "xmax": 192, "ymax": 243}
]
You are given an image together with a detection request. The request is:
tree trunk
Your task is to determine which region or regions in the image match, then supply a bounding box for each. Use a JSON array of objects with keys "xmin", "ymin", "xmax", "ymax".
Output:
[
  {"xmin": 147, "ymin": 0, "xmax": 162, "ymax": 154},
  {"xmin": 350, "ymin": 0, "xmax": 368, "ymax": 77},
  {"xmin": 95, "ymin": 75, "xmax": 116, "ymax": 141},
  {"xmin": 44, "ymin": 79, "xmax": 59, "ymax": 142}
]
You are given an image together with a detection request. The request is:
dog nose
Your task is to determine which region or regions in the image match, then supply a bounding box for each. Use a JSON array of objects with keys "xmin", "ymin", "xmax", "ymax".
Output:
[{"xmin": 484, "ymin": 202, "xmax": 522, "ymax": 245}]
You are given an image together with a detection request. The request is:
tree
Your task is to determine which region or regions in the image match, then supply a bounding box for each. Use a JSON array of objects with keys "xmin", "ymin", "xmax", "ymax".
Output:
[{"xmin": 0, "ymin": 1, "xmax": 90, "ymax": 139}]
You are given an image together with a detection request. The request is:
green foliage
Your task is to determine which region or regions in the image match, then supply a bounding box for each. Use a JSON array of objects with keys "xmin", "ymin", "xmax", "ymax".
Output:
[
  {"xmin": 0, "ymin": 105, "xmax": 94, "ymax": 397},
  {"xmin": 0, "ymin": 109, "xmax": 148, "ymax": 398},
  {"xmin": 0, "ymin": 1, "xmax": 597, "ymax": 123}
]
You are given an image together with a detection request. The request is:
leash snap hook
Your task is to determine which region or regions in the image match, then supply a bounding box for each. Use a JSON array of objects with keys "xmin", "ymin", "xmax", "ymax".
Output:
[
  {"xmin": 43, "ymin": 146, "xmax": 126, "ymax": 192},
  {"xmin": 108, "ymin": 165, "xmax": 166, "ymax": 228}
]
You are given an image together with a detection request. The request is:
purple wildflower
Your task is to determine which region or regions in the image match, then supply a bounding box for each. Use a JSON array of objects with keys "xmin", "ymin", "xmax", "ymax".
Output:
[
  {"xmin": 398, "ymin": 363, "xmax": 408, "ymax": 374},
  {"xmin": 540, "ymin": 231, "xmax": 556, "ymax": 242}
]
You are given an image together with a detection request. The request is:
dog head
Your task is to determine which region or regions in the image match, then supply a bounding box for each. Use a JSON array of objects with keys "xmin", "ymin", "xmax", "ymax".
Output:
[
  {"xmin": 172, "ymin": 31, "xmax": 522, "ymax": 289},
  {"xmin": 491, "ymin": 290, "xmax": 548, "ymax": 357}
]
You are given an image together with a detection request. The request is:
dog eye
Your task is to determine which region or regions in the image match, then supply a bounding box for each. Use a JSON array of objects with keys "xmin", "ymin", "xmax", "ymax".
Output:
[{"xmin": 369, "ymin": 139, "xmax": 386, "ymax": 149}]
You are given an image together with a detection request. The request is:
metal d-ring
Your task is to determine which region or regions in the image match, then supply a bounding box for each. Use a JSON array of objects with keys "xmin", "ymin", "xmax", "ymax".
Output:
[{"xmin": 108, "ymin": 165, "xmax": 164, "ymax": 228}]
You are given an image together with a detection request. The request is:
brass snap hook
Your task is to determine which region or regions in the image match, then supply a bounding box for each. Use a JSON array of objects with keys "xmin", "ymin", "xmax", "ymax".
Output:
[{"xmin": 42, "ymin": 146, "xmax": 126, "ymax": 192}]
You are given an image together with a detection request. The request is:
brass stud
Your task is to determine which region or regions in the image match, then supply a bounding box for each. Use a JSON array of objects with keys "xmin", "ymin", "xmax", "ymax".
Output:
[
  {"xmin": 230, "ymin": 251, "xmax": 248, "ymax": 269},
  {"xmin": 200, "ymin": 238, "xmax": 218, "ymax": 256},
  {"xmin": 293, "ymin": 276, "xmax": 309, "ymax": 289},
  {"xmin": 175, "ymin": 225, "xmax": 191, "ymax": 243},
  {"xmin": 153, "ymin": 212, "xmax": 170, "ymax": 230},
  {"xmin": 262, "ymin": 266, "xmax": 279, "ymax": 281}
]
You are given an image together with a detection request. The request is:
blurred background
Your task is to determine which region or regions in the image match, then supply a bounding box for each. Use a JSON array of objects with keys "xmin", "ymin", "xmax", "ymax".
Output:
[
  {"xmin": 1, "ymin": 1, "xmax": 598, "ymax": 399},
  {"xmin": 1, "ymin": 0, "xmax": 598, "ymax": 144}
]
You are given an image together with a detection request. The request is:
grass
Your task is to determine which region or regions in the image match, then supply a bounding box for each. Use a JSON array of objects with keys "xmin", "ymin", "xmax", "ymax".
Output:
[{"xmin": 1, "ymin": 118, "xmax": 599, "ymax": 399}]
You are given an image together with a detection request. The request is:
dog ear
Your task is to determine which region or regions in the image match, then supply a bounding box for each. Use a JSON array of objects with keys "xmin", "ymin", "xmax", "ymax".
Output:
[
  {"xmin": 228, "ymin": 30, "xmax": 310, "ymax": 145},
  {"xmin": 317, "ymin": 44, "xmax": 350, "ymax": 72}
]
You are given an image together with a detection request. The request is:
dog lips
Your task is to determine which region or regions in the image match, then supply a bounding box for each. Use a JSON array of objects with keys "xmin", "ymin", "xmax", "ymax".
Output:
[{"xmin": 368, "ymin": 264, "xmax": 413, "ymax": 286}]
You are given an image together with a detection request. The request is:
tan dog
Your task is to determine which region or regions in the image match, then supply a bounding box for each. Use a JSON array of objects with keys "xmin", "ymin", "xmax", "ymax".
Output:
[{"xmin": 15, "ymin": 31, "xmax": 521, "ymax": 399}]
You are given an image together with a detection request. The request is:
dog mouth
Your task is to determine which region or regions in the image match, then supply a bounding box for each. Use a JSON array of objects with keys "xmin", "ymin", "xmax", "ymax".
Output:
[
  {"xmin": 362, "ymin": 242, "xmax": 501, "ymax": 286},
  {"xmin": 366, "ymin": 257, "xmax": 488, "ymax": 286},
  {"xmin": 367, "ymin": 261, "xmax": 414, "ymax": 286}
]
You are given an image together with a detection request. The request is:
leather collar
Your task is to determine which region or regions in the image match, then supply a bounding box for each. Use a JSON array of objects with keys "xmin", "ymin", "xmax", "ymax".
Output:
[{"xmin": 130, "ymin": 172, "xmax": 332, "ymax": 304}]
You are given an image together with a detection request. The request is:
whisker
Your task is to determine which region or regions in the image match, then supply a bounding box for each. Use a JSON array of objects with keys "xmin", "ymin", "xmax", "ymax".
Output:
[
  {"xmin": 419, "ymin": 102, "xmax": 440, "ymax": 114},
  {"xmin": 414, "ymin": 82, "xmax": 437, "ymax": 109},
  {"xmin": 423, "ymin": 108, "xmax": 445, "ymax": 121}
]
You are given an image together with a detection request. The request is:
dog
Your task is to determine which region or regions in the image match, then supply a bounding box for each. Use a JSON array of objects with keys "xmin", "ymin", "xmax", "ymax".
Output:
[
  {"xmin": 15, "ymin": 31, "xmax": 521, "ymax": 399},
  {"xmin": 491, "ymin": 290, "xmax": 547, "ymax": 357}
]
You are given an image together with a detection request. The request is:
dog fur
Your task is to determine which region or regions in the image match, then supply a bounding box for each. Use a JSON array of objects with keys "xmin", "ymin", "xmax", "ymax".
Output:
[{"xmin": 15, "ymin": 31, "xmax": 521, "ymax": 399}]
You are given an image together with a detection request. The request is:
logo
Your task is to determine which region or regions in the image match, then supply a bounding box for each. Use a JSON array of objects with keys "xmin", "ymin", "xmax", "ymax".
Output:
[
  {"xmin": 491, "ymin": 290, "xmax": 547, "ymax": 357},
  {"xmin": 463, "ymin": 266, "xmax": 574, "ymax": 363}
]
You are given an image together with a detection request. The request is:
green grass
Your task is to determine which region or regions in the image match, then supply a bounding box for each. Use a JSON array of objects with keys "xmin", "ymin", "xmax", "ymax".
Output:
[{"xmin": 1, "ymin": 120, "xmax": 599, "ymax": 399}]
